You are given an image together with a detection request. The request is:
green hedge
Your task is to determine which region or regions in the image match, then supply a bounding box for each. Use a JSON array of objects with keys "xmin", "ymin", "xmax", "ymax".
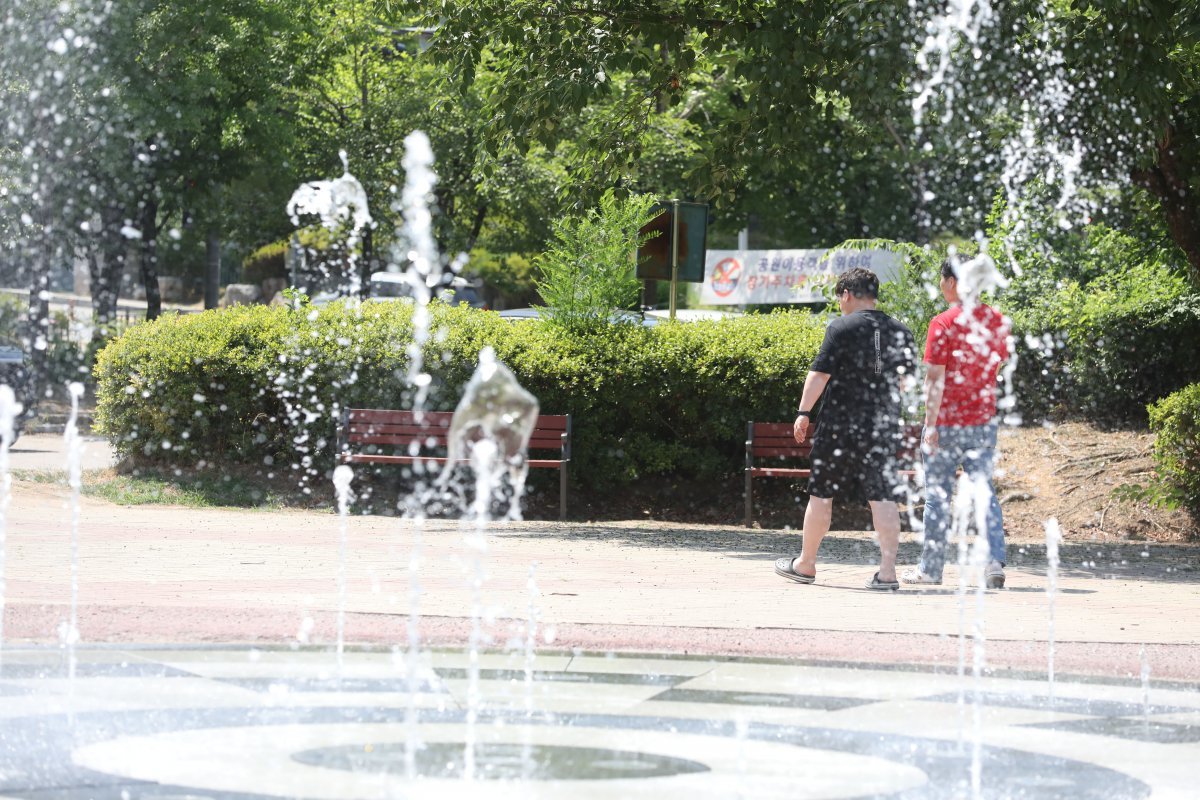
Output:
[
  {"xmin": 241, "ymin": 241, "xmax": 288, "ymax": 285},
  {"xmin": 1148, "ymin": 383, "xmax": 1200, "ymax": 513},
  {"xmin": 94, "ymin": 303, "xmax": 825, "ymax": 487},
  {"xmin": 1001, "ymin": 225, "xmax": 1200, "ymax": 424},
  {"xmin": 1048, "ymin": 263, "xmax": 1200, "ymax": 423}
]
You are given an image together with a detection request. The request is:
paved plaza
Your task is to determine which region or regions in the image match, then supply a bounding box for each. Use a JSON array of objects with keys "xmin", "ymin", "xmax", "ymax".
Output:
[
  {"xmin": 2, "ymin": 646, "xmax": 1197, "ymax": 799},
  {"xmin": 0, "ymin": 434, "xmax": 1198, "ymax": 797}
]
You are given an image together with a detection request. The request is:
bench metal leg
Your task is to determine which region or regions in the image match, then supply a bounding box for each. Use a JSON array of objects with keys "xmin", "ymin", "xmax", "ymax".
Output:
[
  {"xmin": 744, "ymin": 469, "xmax": 753, "ymax": 528},
  {"xmin": 745, "ymin": 422, "xmax": 755, "ymax": 527},
  {"xmin": 559, "ymin": 464, "xmax": 567, "ymax": 521}
]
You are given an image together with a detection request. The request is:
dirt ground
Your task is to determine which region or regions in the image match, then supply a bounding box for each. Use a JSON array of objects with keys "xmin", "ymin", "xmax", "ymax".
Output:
[
  {"xmin": 561, "ymin": 421, "xmax": 1197, "ymax": 545},
  {"xmin": 994, "ymin": 421, "xmax": 1196, "ymax": 544}
]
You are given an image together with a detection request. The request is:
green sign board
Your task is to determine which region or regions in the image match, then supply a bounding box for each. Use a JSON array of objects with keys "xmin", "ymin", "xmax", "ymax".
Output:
[{"xmin": 636, "ymin": 201, "xmax": 708, "ymax": 283}]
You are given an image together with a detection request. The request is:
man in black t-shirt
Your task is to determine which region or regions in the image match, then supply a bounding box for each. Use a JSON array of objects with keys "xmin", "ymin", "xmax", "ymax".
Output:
[{"xmin": 773, "ymin": 267, "xmax": 916, "ymax": 591}]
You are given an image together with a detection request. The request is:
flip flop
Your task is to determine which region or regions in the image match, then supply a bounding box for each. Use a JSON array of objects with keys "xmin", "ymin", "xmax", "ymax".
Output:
[
  {"xmin": 864, "ymin": 572, "xmax": 900, "ymax": 592},
  {"xmin": 774, "ymin": 557, "xmax": 816, "ymax": 584}
]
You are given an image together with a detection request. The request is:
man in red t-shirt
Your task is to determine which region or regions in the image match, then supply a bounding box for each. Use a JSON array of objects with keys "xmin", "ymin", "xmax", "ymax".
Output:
[{"xmin": 903, "ymin": 259, "xmax": 1011, "ymax": 588}]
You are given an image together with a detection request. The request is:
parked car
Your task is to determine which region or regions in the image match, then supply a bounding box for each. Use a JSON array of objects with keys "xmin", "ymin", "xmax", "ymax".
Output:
[
  {"xmin": 0, "ymin": 345, "xmax": 30, "ymax": 443},
  {"xmin": 497, "ymin": 308, "xmax": 743, "ymax": 326},
  {"xmin": 369, "ymin": 272, "xmax": 488, "ymax": 309},
  {"xmin": 497, "ymin": 307, "xmax": 655, "ymax": 326}
]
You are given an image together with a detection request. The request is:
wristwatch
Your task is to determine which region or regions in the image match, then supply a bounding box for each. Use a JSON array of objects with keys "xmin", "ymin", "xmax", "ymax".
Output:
[{"xmin": 796, "ymin": 410, "xmax": 811, "ymax": 417}]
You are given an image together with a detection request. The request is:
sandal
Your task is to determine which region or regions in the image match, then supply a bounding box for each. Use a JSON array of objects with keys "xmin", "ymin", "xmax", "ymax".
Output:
[
  {"xmin": 774, "ymin": 557, "xmax": 816, "ymax": 584},
  {"xmin": 864, "ymin": 572, "xmax": 900, "ymax": 592}
]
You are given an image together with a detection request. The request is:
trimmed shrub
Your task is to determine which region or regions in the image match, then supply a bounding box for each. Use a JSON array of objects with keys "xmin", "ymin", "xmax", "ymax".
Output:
[
  {"xmin": 997, "ymin": 224, "xmax": 1200, "ymax": 423},
  {"xmin": 242, "ymin": 241, "xmax": 288, "ymax": 285},
  {"xmin": 93, "ymin": 303, "xmax": 825, "ymax": 488},
  {"xmin": 1046, "ymin": 262, "xmax": 1200, "ymax": 423},
  {"xmin": 1148, "ymin": 383, "xmax": 1200, "ymax": 513}
]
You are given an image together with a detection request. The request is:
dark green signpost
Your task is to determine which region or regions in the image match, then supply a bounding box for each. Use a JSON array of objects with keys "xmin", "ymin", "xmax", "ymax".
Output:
[{"xmin": 636, "ymin": 200, "xmax": 709, "ymax": 320}]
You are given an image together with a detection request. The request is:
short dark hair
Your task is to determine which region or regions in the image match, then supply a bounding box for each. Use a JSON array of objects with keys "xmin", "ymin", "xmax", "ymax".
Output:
[
  {"xmin": 940, "ymin": 259, "xmax": 957, "ymax": 281},
  {"xmin": 834, "ymin": 267, "xmax": 879, "ymax": 299}
]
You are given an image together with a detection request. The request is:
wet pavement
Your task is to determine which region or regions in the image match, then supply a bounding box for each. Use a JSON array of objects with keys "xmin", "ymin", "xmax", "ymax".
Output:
[
  {"xmin": 0, "ymin": 646, "xmax": 1196, "ymax": 798},
  {"xmin": 9, "ymin": 434, "xmax": 116, "ymax": 473},
  {"xmin": 1, "ymin": 452, "xmax": 1198, "ymax": 796}
]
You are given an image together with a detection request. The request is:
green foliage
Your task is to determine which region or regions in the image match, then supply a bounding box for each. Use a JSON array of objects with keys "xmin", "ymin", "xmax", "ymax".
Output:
[
  {"xmin": 93, "ymin": 302, "xmax": 825, "ymax": 488},
  {"xmin": 467, "ymin": 248, "xmax": 538, "ymax": 308},
  {"xmin": 828, "ymin": 239, "xmax": 950, "ymax": 353},
  {"xmin": 0, "ymin": 293, "xmax": 24, "ymax": 347},
  {"xmin": 1146, "ymin": 383, "xmax": 1200, "ymax": 513},
  {"xmin": 242, "ymin": 241, "xmax": 288, "ymax": 285},
  {"xmin": 1052, "ymin": 262, "xmax": 1200, "ymax": 422},
  {"xmin": 997, "ymin": 222, "xmax": 1200, "ymax": 423},
  {"xmin": 94, "ymin": 305, "xmax": 297, "ymax": 463},
  {"xmin": 418, "ymin": 0, "xmax": 1200, "ymax": 275},
  {"xmin": 84, "ymin": 467, "xmax": 289, "ymax": 508},
  {"xmin": 534, "ymin": 191, "xmax": 657, "ymax": 333}
]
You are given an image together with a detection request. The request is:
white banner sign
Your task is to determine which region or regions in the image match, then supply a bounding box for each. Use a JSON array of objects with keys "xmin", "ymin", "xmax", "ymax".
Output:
[{"xmin": 699, "ymin": 248, "xmax": 902, "ymax": 305}]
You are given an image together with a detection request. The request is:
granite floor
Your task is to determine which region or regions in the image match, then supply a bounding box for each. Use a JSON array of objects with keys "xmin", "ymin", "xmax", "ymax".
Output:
[{"xmin": 1, "ymin": 645, "xmax": 1196, "ymax": 799}]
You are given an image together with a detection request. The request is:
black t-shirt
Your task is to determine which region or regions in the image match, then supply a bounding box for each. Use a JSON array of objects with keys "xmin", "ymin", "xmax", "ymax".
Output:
[{"xmin": 810, "ymin": 309, "xmax": 916, "ymax": 438}]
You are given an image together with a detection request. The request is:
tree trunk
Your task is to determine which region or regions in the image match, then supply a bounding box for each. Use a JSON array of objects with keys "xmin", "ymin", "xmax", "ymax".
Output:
[
  {"xmin": 359, "ymin": 226, "xmax": 373, "ymax": 299},
  {"xmin": 1133, "ymin": 123, "xmax": 1200, "ymax": 283},
  {"xmin": 139, "ymin": 197, "xmax": 162, "ymax": 321},
  {"xmin": 205, "ymin": 228, "xmax": 221, "ymax": 310},
  {"xmin": 91, "ymin": 204, "xmax": 127, "ymax": 345},
  {"xmin": 463, "ymin": 203, "xmax": 488, "ymax": 254},
  {"xmin": 26, "ymin": 222, "xmax": 53, "ymax": 409}
]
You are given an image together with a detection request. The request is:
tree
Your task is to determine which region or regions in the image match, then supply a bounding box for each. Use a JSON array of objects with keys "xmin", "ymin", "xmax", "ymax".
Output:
[
  {"xmin": 1, "ymin": 0, "xmax": 105, "ymax": 397},
  {"xmin": 421, "ymin": 0, "xmax": 1200, "ymax": 281},
  {"xmin": 2, "ymin": 0, "xmax": 323, "ymax": 357},
  {"xmin": 1047, "ymin": 0, "xmax": 1200, "ymax": 282},
  {"xmin": 288, "ymin": 6, "xmax": 566, "ymax": 281},
  {"xmin": 91, "ymin": 0, "xmax": 322, "ymax": 319},
  {"xmin": 419, "ymin": 1, "xmax": 945, "ymax": 243}
]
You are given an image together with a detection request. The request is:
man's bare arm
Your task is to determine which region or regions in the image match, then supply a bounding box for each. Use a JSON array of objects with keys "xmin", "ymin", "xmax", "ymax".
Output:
[
  {"xmin": 794, "ymin": 371, "xmax": 831, "ymax": 443},
  {"xmin": 922, "ymin": 364, "xmax": 946, "ymax": 452}
]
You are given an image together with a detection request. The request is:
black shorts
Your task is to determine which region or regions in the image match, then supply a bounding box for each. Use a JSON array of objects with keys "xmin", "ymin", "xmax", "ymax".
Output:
[{"xmin": 808, "ymin": 424, "xmax": 903, "ymax": 504}]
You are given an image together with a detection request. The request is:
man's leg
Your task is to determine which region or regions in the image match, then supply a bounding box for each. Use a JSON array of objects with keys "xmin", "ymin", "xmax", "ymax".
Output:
[
  {"xmin": 918, "ymin": 428, "xmax": 959, "ymax": 580},
  {"xmin": 961, "ymin": 422, "xmax": 1006, "ymax": 567},
  {"xmin": 869, "ymin": 500, "xmax": 900, "ymax": 582},
  {"xmin": 793, "ymin": 496, "xmax": 833, "ymax": 577}
]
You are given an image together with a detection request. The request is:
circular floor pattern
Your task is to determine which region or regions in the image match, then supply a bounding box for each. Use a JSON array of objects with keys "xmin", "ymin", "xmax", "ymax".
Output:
[{"xmin": 0, "ymin": 645, "xmax": 1194, "ymax": 799}]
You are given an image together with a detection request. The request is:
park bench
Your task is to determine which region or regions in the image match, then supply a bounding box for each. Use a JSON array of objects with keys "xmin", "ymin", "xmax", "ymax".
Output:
[
  {"xmin": 744, "ymin": 421, "xmax": 921, "ymax": 527},
  {"xmin": 336, "ymin": 408, "xmax": 572, "ymax": 520}
]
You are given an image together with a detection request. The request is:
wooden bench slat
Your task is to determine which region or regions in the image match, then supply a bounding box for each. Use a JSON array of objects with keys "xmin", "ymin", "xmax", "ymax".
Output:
[
  {"xmin": 529, "ymin": 415, "xmax": 569, "ymax": 431},
  {"xmin": 338, "ymin": 407, "xmax": 572, "ymax": 520},
  {"xmin": 751, "ymin": 422, "xmax": 795, "ymax": 436},
  {"xmin": 752, "ymin": 445, "xmax": 814, "ymax": 458},
  {"xmin": 748, "ymin": 438, "xmax": 806, "ymax": 450},
  {"xmin": 344, "ymin": 429, "xmax": 567, "ymax": 452},
  {"xmin": 745, "ymin": 420, "xmax": 921, "ymax": 527},
  {"xmin": 527, "ymin": 434, "xmax": 568, "ymax": 448},
  {"xmin": 348, "ymin": 410, "xmax": 453, "ymax": 425},
  {"xmin": 347, "ymin": 421, "xmax": 451, "ymax": 433},
  {"xmin": 750, "ymin": 467, "xmax": 812, "ymax": 478},
  {"xmin": 345, "ymin": 437, "xmax": 441, "ymax": 449},
  {"xmin": 341, "ymin": 454, "xmax": 431, "ymax": 465}
]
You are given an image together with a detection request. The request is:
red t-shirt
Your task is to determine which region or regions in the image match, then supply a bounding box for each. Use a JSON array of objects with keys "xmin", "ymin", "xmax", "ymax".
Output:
[{"xmin": 924, "ymin": 303, "xmax": 1010, "ymax": 427}]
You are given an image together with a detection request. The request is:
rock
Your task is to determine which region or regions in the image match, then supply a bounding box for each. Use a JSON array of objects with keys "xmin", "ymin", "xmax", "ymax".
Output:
[
  {"xmin": 221, "ymin": 283, "xmax": 262, "ymax": 307},
  {"xmin": 261, "ymin": 277, "xmax": 288, "ymax": 300},
  {"xmin": 158, "ymin": 276, "xmax": 185, "ymax": 302}
]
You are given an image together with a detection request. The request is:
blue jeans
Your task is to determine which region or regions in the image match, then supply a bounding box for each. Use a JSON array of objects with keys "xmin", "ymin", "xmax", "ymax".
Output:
[{"xmin": 919, "ymin": 421, "xmax": 1005, "ymax": 579}]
